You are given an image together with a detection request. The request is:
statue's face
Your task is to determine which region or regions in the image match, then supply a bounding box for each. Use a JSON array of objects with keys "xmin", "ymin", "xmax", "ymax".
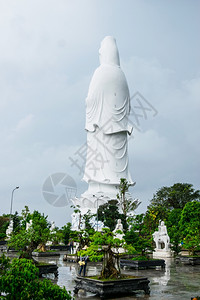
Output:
[
  {"xmin": 161, "ymin": 221, "xmax": 164, "ymax": 226},
  {"xmin": 99, "ymin": 36, "xmax": 120, "ymax": 66}
]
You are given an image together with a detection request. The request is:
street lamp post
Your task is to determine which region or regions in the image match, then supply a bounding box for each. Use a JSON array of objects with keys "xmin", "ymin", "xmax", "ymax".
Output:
[
  {"xmin": 9, "ymin": 186, "xmax": 19, "ymax": 223},
  {"xmin": 93, "ymin": 194, "xmax": 103, "ymax": 232}
]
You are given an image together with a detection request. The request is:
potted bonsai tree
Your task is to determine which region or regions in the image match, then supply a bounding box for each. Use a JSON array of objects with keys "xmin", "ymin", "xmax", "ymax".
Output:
[{"xmin": 74, "ymin": 228, "xmax": 150, "ymax": 298}]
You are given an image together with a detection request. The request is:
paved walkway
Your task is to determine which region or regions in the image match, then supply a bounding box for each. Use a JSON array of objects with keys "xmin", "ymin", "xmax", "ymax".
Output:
[{"xmin": 35, "ymin": 254, "xmax": 200, "ymax": 300}]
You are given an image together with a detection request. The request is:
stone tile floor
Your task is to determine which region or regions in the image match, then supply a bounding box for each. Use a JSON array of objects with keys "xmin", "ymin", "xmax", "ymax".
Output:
[{"xmin": 35, "ymin": 255, "xmax": 200, "ymax": 300}]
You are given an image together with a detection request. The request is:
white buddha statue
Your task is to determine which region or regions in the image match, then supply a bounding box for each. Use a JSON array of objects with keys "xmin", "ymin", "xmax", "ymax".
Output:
[{"xmin": 83, "ymin": 36, "xmax": 133, "ymax": 202}]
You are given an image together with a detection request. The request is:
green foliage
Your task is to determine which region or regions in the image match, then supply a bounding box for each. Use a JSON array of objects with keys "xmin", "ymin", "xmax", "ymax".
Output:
[
  {"xmin": 123, "ymin": 244, "xmax": 137, "ymax": 255},
  {"xmin": 61, "ymin": 222, "xmax": 72, "ymax": 245},
  {"xmin": 117, "ymin": 178, "xmax": 138, "ymax": 228},
  {"xmin": 150, "ymin": 183, "xmax": 200, "ymax": 210},
  {"xmin": 98, "ymin": 200, "xmax": 121, "ymax": 231},
  {"xmin": 0, "ymin": 215, "xmax": 9, "ymax": 240},
  {"xmin": 70, "ymin": 227, "xmax": 94, "ymax": 253},
  {"xmin": 179, "ymin": 201, "xmax": 200, "ymax": 255},
  {"xmin": 139, "ymin": 183, "xmax": 200, "ymax": 255},
  {"xmin": 78, "ymin": 228, "xmax": 124, "ymax": 279},
  {"xmin": 124, "ymin": 214, "xmax": 153, "ymax": 256},
  {"xmin": 83, "ymin": 210, "xmax": 95, "ymax": 231},
  {"xmin": 8, "ymin": 208, "xmax": 51, "ymax": 258},
  {"xmin": 0, "ymin": 233, "xmax": 6, "ymax": 240},
  {"xmin": 124, "ymin": 228, "xmax": 153, "ymax": 256},
  {"xmin": 12, "ymin": 211, "xmax": 22, "ymax": 233},
  {"xmin": 0, "ymin": 254, "xmax": 10, "ymax": 275},
  {"xmin": 0, "ymin": 256, "xmax": 72, "ymax": 299},
  {"xmin": 144, "ymin": 205, "xmax": 169, "ymax": 234},
  {"xmin": 166, "ymin": 209, "xmax": 182, "ymax": 254}
]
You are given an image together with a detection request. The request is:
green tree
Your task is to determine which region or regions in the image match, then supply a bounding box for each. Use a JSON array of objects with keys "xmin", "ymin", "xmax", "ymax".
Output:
[
  {"xmin": 150, "ymin": 183, "xmax": 200, "ymax": 210},
  {"xmin": 124, "ymin": 214, "xmax": 153, "ymax": 256},
  {"xmin": 117, "ymin": 178, "xmax": 140, "ymax": 230},
  {"xmin": 61, "ymin": 222, "xmax": 72, "ymax": 245},
  {"xmin": 98, "ymin": 200, "xmax": 121, "ymax": 231},
  {"xmin": 144, "ymin": 204, "xmax": 170, "ymax": 235},
  {"xmin": 50, "ymin": 227, "xmax": 63, "ymax": 245},
  {"xmin": 166, "ymin": 208, "xmax": 182, "ymax": 254},
  {"xmin": 179, "ymin": 201, "xmax": 200, "ymax": 255}
]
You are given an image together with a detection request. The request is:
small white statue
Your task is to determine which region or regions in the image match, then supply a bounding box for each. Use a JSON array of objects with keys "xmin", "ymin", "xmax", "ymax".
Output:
[
  {"xmin": 71, "ymin": 212, "xmax": 80, "ymax": 230},
  {"xmin": 26, "ymin": 220, "xmax": 32, "ymax": 231},
  {"xmin": 6, "ymin": 220, "xmax": 13, "ymax": 239},
  {"xmin": 114, "ymin": 219, "xmax": 123, "ymax": 232},
  {"xmin": 113, "ymin": 219, "xmax": 124, "ymax": 240},
  {"xmin": 50, "ymin": 221, "xmax": 56, "ymax": 232},
  {"xmin": 153, "ymin": 220, "xmax": 170, "ymax": 251}
]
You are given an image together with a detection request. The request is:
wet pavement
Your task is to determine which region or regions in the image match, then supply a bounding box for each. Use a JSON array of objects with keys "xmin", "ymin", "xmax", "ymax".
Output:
[{"xmin": 34, "ymin": 254, "xmax": 200, "ymax": 300}]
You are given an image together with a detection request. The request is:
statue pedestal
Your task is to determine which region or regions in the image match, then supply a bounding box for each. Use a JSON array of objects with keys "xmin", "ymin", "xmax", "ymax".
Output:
[{"xmin": 153, "ymin": 249, "xmax": 174, "ymax": 258}]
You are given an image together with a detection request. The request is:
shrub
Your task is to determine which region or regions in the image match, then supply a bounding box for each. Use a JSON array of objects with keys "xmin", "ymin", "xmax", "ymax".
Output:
[{"xmin": 0, "ymin": 256, "xmax": 72, "ymax": 299}]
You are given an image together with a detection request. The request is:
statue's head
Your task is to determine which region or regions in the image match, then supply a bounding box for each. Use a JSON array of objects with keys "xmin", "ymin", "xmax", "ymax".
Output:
[
  {"xmin": 161, "ymin": 221, "xmax": 165, "ymax": 226},
  {"xmin": 117, "ymin": 219, "xmax": 121, "ymax": 224},
  {"xmin": 99, "ymin": 36, "xmax": 120, "ymax": 66}
]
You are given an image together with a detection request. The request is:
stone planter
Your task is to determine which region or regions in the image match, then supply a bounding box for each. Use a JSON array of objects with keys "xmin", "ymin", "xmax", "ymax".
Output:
[
  {"xmin": 32, "ymin": 251, "xmax": 60, "ymax": 257},
  {"xmin": 176, "ymin": 256, "xmax": 200, "ymax": 266},
  {"xmin": 63, "ymin": 254, "xmax": 78, "ymax": 262},
  {"xmin": 74, "ymin": 276, "xmax": 150, "ymax": 298},
  {"xmin": 120, "ymin": 259, "xmax": 165, "ymax": 269},
  {"xmin": 36, "ymin": 264, "xmax": 58, "ymax": 277},
  {"xmin": 49, "ymin": 245, "xmax": 70, "ymax": 251}
]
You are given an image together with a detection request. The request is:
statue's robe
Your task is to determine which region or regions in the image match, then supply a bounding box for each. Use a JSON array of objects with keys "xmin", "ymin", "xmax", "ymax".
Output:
[{"xmin": 83, "ymin": 36, "xmax": 133, "ymax": 187}]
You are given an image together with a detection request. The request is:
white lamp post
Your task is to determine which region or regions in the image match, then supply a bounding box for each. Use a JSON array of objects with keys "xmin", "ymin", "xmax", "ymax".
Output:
[{"xmin": 9, "ymin": 186, "xmax": 19, "ymax": 223}]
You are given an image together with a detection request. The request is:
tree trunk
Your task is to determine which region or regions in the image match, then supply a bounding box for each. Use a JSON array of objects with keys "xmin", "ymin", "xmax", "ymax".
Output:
[{"xmin": 101, "ymin": 246, "xmax": 120, "ymax": 279}]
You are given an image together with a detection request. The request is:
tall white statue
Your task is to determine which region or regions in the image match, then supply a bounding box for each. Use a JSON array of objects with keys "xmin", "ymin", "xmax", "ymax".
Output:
[{"xmin": 72, "ymin": 36, "xmax": 135, "ymax": 215}]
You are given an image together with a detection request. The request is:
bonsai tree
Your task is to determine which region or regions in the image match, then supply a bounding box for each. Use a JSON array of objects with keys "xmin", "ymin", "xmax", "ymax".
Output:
[
  {"xmin": 78, "ymin": 228, "xmax": 124, "ymax": 279},
  {"xmin": 8, "ymin": 209, "xmax": 51, "ymax": 259}
]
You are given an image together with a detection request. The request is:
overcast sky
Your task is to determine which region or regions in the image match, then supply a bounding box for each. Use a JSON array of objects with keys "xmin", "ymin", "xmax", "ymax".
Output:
[{"xmin": 0, "ymin": 0, "xmax": 199, "ymax": 227}]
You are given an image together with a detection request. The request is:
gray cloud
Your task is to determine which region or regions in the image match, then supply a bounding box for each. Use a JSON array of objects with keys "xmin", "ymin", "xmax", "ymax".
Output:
[{"xmin": 0, "ymin": 0, "xmax": 199, "ymax": 226}]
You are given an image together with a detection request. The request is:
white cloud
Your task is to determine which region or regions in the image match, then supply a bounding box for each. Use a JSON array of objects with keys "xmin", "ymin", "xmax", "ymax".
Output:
[{"xmin": 14, "ymin": 113, "xmax": 34, "ymax": 133}]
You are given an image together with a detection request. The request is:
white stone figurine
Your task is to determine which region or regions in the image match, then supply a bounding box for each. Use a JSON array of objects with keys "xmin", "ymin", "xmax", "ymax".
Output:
[
  {"xmin": 6, "ymin": 220, "xmax": 13, "ymax": 239},
  {"xmin": 113, "ymin": 219, "xmax": 124, "ymax": 239},
  {"xmin": 152, "ymin": 220, "xmax": 173, "ymax": 258},
  {"xmin": 72, "ymin": 36, "xmax": 137, "ymax": 219},
  {"xmin": 50, "ymin": 221, "xmax": 56, "ymax": 232},
  {"xmin": 26, "ymin": 220, "xmax": 32, "ymax": 231},
  {"xmin": 153, "ymin": 220, "xmax": 170, "ymax": 251}
]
